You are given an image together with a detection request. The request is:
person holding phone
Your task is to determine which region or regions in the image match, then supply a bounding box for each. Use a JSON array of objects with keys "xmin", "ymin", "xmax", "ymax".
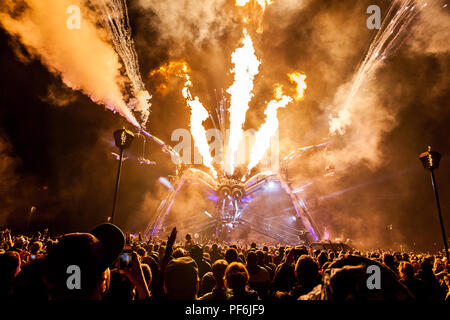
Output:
[{"xmin": 28, "ymin": 241, "xmax": 44, "ymax": 261}]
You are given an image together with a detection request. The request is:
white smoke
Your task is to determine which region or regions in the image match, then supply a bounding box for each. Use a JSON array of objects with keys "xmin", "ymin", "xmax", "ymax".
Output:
[
  {"xmin": 408, "ymin": 1, "xmax": 450, "ymax": 54},
  {"xmin": 0, "ymin": 0, "xmax": 140, "ymax": 126},
  {"xmin": 137, "ymin": 0, "xmax": 233, "ymax": 50}
]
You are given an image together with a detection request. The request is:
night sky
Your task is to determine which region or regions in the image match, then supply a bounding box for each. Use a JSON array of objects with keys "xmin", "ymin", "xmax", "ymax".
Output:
[{"xmin": 0, "ymin": 0, "xmax": 449, "ymax": 252}]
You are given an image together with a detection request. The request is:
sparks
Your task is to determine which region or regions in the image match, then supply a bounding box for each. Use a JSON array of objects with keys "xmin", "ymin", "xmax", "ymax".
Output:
[{"xmin": 328, "ymin": 0, "xmax": 425, "ymax": 136}]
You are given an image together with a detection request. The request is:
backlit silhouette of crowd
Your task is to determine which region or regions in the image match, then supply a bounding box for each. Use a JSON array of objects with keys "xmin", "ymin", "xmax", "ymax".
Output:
[{"xmin": 1, "ymin": 226, "xmax": 449, "ymax": 301}]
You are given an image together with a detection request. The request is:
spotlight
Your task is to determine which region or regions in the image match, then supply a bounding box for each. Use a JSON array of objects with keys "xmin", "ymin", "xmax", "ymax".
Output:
[{"xmin": 266, "ymin": 181, "xmax": 276, "ymax": 190}]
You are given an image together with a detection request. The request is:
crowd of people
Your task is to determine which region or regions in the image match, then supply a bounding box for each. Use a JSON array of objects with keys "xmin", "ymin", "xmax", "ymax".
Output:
[{"xmin": 0, "ymin": 225, "xmax": 449, "ymax": 301}]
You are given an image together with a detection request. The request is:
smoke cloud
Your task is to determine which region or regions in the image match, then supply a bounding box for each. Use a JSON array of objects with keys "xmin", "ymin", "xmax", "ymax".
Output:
[
  {"xmin": 408, "ymin": 1, "xmax": 450, "ymax": 54},
  {"xmin": 0, "ymin": 0, "xmax": 139, "ymax": 126},
  {"xmin": 137, "ymin": 0, "xmax": 234, "ymax": 51},
  {"xmin": 41, "ymin": 81, "xmax": 78, "ymax": 107}
]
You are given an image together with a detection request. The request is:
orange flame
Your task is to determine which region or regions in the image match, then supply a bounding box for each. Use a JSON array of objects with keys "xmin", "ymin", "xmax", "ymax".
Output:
[
  {"xmin": 247, "ymin": 72, "xmax": 308, "ymax": 171},
  {"xmin": 273, "ymin": 83, "xmax": 284, "ymax": 100},
  {"xmin": 248, "ymin": 95, "xmax": 292, "ymax": 171},
  {"xmin": 287, "ymin": 72, "xmax": 307, "ymax": 101},
  {"xmin": 149, "ymin": 60, "xmax": 190, "ymax": 95},
  {"xmin": 235, "ymin": 0, "xmax": 273, "ymax": 11},
  {"xmin": 235, "ymin": 0, "xmax": 273, "ymax": 33},
  {"xmin": 225, "ymin": 29, "xmax": 261, "ymax": 175},
  {"xmin": 181, "ymin": 70, "xmax": 217, "ymax": 178}
]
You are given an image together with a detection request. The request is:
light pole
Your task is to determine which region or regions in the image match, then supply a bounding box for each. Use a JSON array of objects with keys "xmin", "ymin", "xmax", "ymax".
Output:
[
  {"xmin": 419, "ymin": 146, "xmax": 449, "ymax": 260},
  {"xmin": 111, "ymin": 128, "xmax": 134, "ymax": 224}
]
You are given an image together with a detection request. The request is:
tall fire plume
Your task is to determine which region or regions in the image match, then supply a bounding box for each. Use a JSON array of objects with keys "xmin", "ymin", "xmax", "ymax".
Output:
[
  {"xmin": 147, "ymin": 1, "xmax": 308, "ymax": 177},
  {"xmin": 225, "ymin": 29, "xmax": 261, "ymax": 175},
  {"xmin": 1, "ymin": 0, "xmax": 448, "ymax": 247},
  {"xmin": 182, "ymin": 72, "xmax": 218, "ymax": 178}
]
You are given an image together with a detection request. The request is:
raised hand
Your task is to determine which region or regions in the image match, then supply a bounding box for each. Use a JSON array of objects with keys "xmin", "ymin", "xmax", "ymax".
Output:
[{"xmin": 122, "ymin": 251, "xmax": 150, "ymax": 300}]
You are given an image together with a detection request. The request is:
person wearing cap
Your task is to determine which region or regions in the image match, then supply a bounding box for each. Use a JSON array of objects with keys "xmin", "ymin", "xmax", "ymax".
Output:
[
  {"xmin": 164, "ymin": 256, "xmax": 199, "ymax": 300},
  {"xmin": 44, "ymin": 223, "xmax": 150, "ymax": 300}
]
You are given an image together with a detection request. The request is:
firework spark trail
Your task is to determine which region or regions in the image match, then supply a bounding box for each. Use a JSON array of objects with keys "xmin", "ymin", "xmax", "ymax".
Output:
[
  {"xmin": 102, "ymin": 0, "xmax": 151, "ymax": 125},
  {"xmin": 329, "ymin": 0, "xmax": 426, "ymax": 135},
  {"xmin": 225, "ymin": 29, "xmax": 261, "ymax": 175},
  {"xmin": 0, "ymin": 0, "xmax": 141, "ymax": 127}
]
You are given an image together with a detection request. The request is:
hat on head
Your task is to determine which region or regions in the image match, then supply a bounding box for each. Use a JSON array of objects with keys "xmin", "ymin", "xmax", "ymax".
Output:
[
  {"xmin": 44, "ymin": 223, "xmax": 124, "ymax": 298},
  {"xmin": 90, "ymin": 223, "xmax": 125, "ymax": 270}
]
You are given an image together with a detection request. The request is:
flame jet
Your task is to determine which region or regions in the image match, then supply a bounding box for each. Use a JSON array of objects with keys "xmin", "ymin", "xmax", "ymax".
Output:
[
  {"xmin": 225, "ymin": 29, "xmax": 261, "ymax": 175},
  {"xmin": 182, "ymin": 74, "xmax": 218, "ymax": 178}
]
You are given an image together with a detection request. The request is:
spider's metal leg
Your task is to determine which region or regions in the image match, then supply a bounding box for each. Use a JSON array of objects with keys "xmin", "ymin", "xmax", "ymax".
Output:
[{"xmin": 278, "ymin": 175, "xmax": 322, "ymax": 241}]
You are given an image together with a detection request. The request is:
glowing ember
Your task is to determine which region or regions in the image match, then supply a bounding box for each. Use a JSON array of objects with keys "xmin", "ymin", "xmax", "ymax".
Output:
[{"xmin": 225, "ymin": 29, "xmax": 261, "ymax": 175}]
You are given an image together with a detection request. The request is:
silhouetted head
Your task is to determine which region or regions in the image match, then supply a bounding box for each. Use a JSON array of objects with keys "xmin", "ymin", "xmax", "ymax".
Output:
[
  {"xmin": 164, "ymin": 257, "xmax": 199, "ymax": 300},
  {"xmin": 225, "ymin": 262, "xmax": 249, "ymax": 292}
]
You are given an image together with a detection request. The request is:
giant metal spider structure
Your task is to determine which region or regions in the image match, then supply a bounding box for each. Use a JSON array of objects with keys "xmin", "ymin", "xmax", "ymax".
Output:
[{"xmin": 137, "ymin": 128, "xmax": 328, "ymax": 244}]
